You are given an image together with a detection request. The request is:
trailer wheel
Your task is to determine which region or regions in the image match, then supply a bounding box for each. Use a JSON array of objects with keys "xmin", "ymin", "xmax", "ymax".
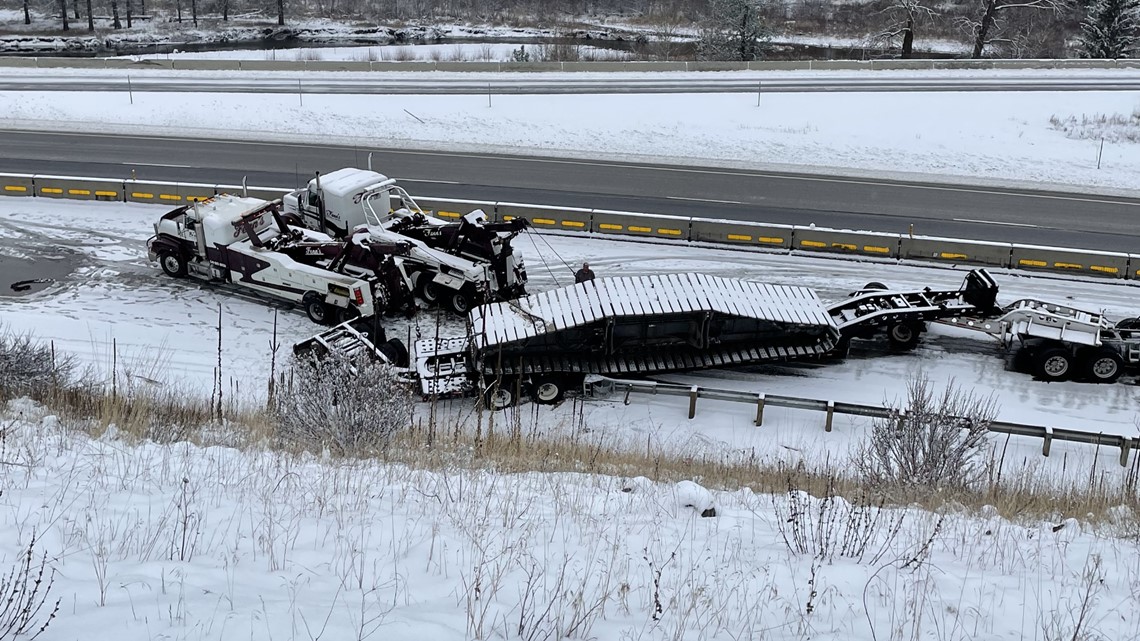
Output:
[
  {"xmin": 886, "ymin": 321, "xmax": 922, "ymax": 350},
  {"xmin": 303, "ymin": 294, "xmax": 331, "ymax": 325},
  {"xmin": 1078, "ymin": 347, "xmax": 1124, "ymax": 384},
  {"xmin": 448, "ymin": 289, "xmax": 473, "ymax": 316},
  {"xmin": 1034, "ymin": 347, "xmax": 1073, "ymax": 381},
  {"xmin": 863, "ymin": 281, "xmax": 888, "ymax": 291},
  {"xmin": 1117, "ymin": 317, "xmax": 1140, "ymax": 330},
  {"xmin": 483, "ymin": 378, "xmax": 518, "ymax": 411},
  {"xmin": 158, "ymin": 251, "xmax": 187, "ymax": 278},
  {"xmin": 531, "ymin": 376, "xmax": 566, "ymax": 405},
  {"xmin": 378, "ymin": 338, "xmax": 409, "ymax": 368},
  {"xmin": 414, "ymin": 273, "xmax": 441, "ymax": 305}
]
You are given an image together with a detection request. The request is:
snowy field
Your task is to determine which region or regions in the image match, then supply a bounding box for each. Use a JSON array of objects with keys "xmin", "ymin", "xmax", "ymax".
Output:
[
  {"xmin": 0, "ymin": 70, "xmax": 1137, "ymax": 192},
  {"xmin": 2, "ymin": 400, "xmax": 1137, "ymax": 641}
]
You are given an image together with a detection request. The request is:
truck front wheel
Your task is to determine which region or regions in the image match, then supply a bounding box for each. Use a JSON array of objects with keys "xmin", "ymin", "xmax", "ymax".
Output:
[{"xmin": 159, "ymin": 251, "xmax": 187, "ymax": 278}]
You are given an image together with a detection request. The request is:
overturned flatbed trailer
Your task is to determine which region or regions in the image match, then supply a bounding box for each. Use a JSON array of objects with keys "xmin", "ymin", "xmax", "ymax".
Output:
[{"xmin": 416, "ymin": 273, "xmax": 841, "ymax": 407}]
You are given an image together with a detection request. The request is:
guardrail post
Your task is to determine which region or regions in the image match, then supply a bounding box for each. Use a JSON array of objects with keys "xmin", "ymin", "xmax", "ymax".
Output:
[
  {"xmin": 825, "ymin": 400, "xmax": 834, "ymax": 432},
  {"xmin": 754, "ymin": 393, "xmax": 765, "ymax": 426},
  {"xmin": 1120, "ymin": 437, "xmax": 1132, "ymax": 467},
  {"xmin": 688, "ymin": 385, "xmax": 698, "ymax": 419},
  {"xmin": 1042, "ymin": 425, "xmax": 1053, "ymax": 457}
]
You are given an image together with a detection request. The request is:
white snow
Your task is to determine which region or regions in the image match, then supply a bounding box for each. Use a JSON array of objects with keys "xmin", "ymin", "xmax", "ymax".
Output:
[{"xmin": 0, "ymin": 68, "xmax": 1137, "ymax": 192}]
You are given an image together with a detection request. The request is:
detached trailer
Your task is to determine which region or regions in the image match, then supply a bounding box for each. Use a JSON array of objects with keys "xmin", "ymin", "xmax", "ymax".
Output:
[{"xmin": 944, "ymin": 299, "xmax": 1140, "ymax": 383}]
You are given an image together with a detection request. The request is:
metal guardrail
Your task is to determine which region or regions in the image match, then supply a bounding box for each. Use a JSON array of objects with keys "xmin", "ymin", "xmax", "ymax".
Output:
[
  {"xmin": 599, "ymin": 378, "xmax": 1135, "ymax": 467},
  {"xmin": 3, "ymin": 172, "xmax": 1137, "ymax": 282},
  {"xmin": 0, "ymin": 57, "xmax": 1137, "ymax": 72}
]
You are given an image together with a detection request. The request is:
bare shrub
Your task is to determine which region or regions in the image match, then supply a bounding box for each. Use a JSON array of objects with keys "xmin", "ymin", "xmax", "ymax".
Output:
[
  {"xmin": 275, "ymin": 359, "xmax": 414, "ymax": 456},
  {"xmin": 856, "ymin": 375, "xmax": 997, "ymax": 494},
  {"xmin": 0, "ymin": 327, "xmax": 74, "ymax": 401},
  {"xmin": 1050, "ymin": 108, "xmax": 1140, "ymax": 144},
  {"xmin": 0, "ymin": 533, "xmax": 60, "ymax": 640}
]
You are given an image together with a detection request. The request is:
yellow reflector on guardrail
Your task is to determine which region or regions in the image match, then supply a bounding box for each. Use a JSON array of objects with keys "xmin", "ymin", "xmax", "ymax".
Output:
[
  {"xmin": 657, "ymin": 228, "xmax": 682, "ymax": 236},
  {"xmin": 561, "ymin": 221, "xmax": 586, "ymax": 228},
  {"xmin": 40, "ymin": 187, "xmax": 62, "ymax": 194},
  {"xmin": 1019, "ymin": 259, "xmax": 1047, "ymax": 267},
  {"xmin": 758, "ymin": 236, "xmax": 783, "ymax": 244},
  {"xmin": 132, "ymin": 192, "xmax": 154, "ymax": 199},
  {"xmin": 159, "ymin": 194, "xmax": 182, "ymax": 201},
  {"xmin": 68, "ymin": 189, "xmax": 90, "ymax": 195},
  {"xmin": 95, "ymin": 190, "xmax": 117, "ymax": 197},
  {"xmin": 629, "ymin": 226, "xmax": 651, "ymax": 233},
  {"xmin": 1091, "ymin": 265, "xmax": 1119, "ymax": 274},
  {"xmin": 1053, "ymin": 262, "xmax": 1082, "ymax": 270},
  {"xmin": 939, "ymin": 252, "xmax": 968, "ymax": 260},
  {"xmin": 598, "ymin": 223, "xmax": 623, "ymax": 231},
  {"xmin": 863, "ymin": 246, "xmax": 890, "ymax": 254},
  {"xmin": 3, "ymin": 185, "xmax": 27, "ymax": 192},
  {"xmin": 800, "ymin": 240, "xmax": 826, "ymax": 248},
  {"xmin": 437, "ymin": 210, "xmax": 461, "ymax": 219},
  {"xmin": 832, "ymin": 243, "xmax": 857, "ymax": 251},
  {"xmin": 532, "ymin": 218, "xmax": 555, "ymax": 225},
  {"xmin": 727, "ymin": 234, "xmax": 752, "ymax": 241}
]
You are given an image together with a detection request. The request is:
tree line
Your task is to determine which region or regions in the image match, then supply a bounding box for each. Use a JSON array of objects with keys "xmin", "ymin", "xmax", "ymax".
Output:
[{"xmin": 16, "ymin": 0, "xmax": 1139, "ymax": 59}]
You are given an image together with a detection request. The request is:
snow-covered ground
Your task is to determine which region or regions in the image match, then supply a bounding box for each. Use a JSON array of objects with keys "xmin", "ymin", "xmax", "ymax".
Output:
[
  {"xmin": 1, "ymin": 402, "xmax": 1136, "ymax": 641},
  {"xmin": 0, "ymin": 69, "xmax": 1136, "ymax": 192}
]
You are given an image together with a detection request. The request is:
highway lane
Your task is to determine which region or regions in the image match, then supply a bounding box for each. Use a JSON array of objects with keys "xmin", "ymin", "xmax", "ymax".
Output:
[
  {"xmin": 3, "ymin": 72, "xmax": 1140, "ymax": 94},
  {"xmin": 0, "ymin": 130, "xmax": 1137, "ymax": 252}
]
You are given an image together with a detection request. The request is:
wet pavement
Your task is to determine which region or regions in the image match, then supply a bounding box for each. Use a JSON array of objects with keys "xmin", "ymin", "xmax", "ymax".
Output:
[{"xmin": 0, "ymin": 251, "xmax": 80, "ymax": 296}]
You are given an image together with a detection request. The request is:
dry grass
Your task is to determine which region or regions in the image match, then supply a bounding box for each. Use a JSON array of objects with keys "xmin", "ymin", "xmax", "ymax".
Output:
[{"xmin": 3, "ymin": 329, "xmax": 1137, "ymax": 529}]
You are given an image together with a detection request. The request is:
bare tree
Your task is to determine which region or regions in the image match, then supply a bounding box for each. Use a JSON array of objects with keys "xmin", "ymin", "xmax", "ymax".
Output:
[
  {"xmin": 23, "ymin": 0, "xmax": 30, "ymax": 24},
  {"xmin": 59, "ymin": 0, "xmax": 69, "ymax": 30},
  {"xmin": 111, "ymin": 0, "xmax": 121, "ymax": 28},
  {"xmin": 126, "ymin": 0, "xmax": 131, "ymax": 27},
  {"xmin": 73, "ymin": 0, "xmax": 79, "ymax": 19},
  {"xmin": 960, "ymin": 0, "xmax": 1069, "ymax": 58},
  {"xmin": 875, "ymin": 0, "xmax": 938, "ymax": 58},
  {"xmin": 191, "ymin": 0, "xmax": 196, "ymax": 26},
  {"xmin": 278, "ymin": 0, "xmax": 285, "ymax": 24},
  {"xmin": 1079, "ymin": 0, "xmax": 1140, "ymax": 57},
  {"xmin": 222, "ymin": 0, "xmax": 229, "ymax": 21},
  {"xmin": 86, "ymin": 0, "xmax": 93, "ymax": 29},
  {"xmin": 856, "ymin": 375, "xmax": 998, "ymax": 493},
  {"xmin": 698, "ymin": 0, "xmax": 770, "ymax": 60}
]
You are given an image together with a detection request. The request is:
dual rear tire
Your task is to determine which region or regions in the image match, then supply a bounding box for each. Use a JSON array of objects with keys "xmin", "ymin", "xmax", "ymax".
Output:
[{"xmin": 1020, "ymin": 344, "xmax": 1124, "ymax": 383}]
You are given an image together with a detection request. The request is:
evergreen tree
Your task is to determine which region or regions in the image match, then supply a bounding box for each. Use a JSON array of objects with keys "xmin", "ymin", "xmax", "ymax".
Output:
[
  {"xmin": 697, "ymin": 0, "xmax": 769, "ymax": 61},
  {"xmin": 1079, "ymin": 0, "xmax": 1140, "ymax": 58}
]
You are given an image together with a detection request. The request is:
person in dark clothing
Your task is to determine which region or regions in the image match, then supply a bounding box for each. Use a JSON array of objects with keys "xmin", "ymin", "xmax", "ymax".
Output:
[{"xmin": 574, "ymin": 262, "xmax": 595, "ymax": 284}]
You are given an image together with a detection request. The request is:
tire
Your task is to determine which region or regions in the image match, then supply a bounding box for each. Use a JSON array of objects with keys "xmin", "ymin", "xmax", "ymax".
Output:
[
  {"xmin": 378, "ymin": 338, "xmax": 409, "ymax": 367},
  {"xmin": 1078, "ymin": 347, "xmax": 1124, "ymax": 384},
  {"xmin": 531, "ymin": 376, "xmax": 566, "ymax": 405},
  {"xmin": 304, "ymin": 294, "xmax": 331, "ymax": 325},
  {"xmin": 1117, "ymin": 317, "xmax": 1140, "ymax": 330},
  {"xmin": 448, "ymin": 289, "xmax": 473, "ymax": 316},
  {"xmin": 1034, "ymin": 346, "xmax": 1073, "ymax": 382},
  {"xmin": 159, "ymin": 251, "xmax": 187, "ymax": 278},
  {"xmin": 414, "ymin": 272, "xmax": 441, "ymax": 306},
  {"xmin": 336, "ymin": 305, "xmax": 361, "ymax": 325},
  {"xmin": 863, "ymin": 281, "xmax": 888, "ymax": 291},
  {"xmin": 886, "ymin": 321, "xmax": 923, "ymax": 351},
  {"xmin": 483, "ymin": 378, "xmax": 517, "ymax": 411}
]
